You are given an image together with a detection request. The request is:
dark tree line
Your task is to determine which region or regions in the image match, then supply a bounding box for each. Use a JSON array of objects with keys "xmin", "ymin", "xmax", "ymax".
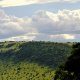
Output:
[{"xmin": 54, "ymin": 43, "xmax": 80, "ymax": 80}]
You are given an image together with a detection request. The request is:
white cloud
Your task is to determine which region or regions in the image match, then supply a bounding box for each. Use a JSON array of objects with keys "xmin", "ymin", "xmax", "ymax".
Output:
[
  {"xmin": 0, "ymin": 9, "xmax": 80, "ymax": 41},
  {"xmin": 50, "ymin": 34, "xmax": 75, "ymax": 40},
  {"xmin": 32, "ymin": 10, "xmax": 80, "ymax": 34},
  {"xmin": 63, "ymin": 34, "xmax": 75, "ymax": 39},
  {"xmin": 0, "ymin": 0, "xmax": 79, "ymax": 7},
  {"xmin": 0, "ymin": 9, "xmax": 37, "ymax": 39},
  {"xmin": 0, "ymin": 35, "xmax": 36, "ymax": 41}
]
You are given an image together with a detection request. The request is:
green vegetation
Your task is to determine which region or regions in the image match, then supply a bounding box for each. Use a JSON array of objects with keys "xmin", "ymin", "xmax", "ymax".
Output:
[
  {"xmin": 0, "ymin": 41, "xmax": 72, "ymax": 80},
  {"xmin": 54, "ymin": 43, "xmax": 80, "ymax": 80}
]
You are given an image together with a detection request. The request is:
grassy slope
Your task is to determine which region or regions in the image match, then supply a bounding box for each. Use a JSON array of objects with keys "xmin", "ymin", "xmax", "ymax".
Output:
[{"xmin": 0, "ymin": 41, "xmax": 72, "ymax": 80}]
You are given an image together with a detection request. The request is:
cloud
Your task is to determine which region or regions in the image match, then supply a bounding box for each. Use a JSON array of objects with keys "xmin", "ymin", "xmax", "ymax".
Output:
[
  {"xmin": 0, "ymin": 35, "xmax": 36, "ymax": 41},
  {"xmin": 32, "ymin": 10, "xmax": 80, "ymax": 34},
  {"xmin": 63, "ymin": 34, "xmax": 75, "ymax": 39},
  {"xmin": 0, "ymin": 0, "xmax": 37, "ymax": 7},
  {"xmin": 50, "ymin": 34, "xmax": 75, "ymax": 40},
  {"xmin": 0, "ymin": 33, "xmax": 76, "ymax": 42},
  {"xmin": 0, "ymin": 9, "xmax": 80, "ymax": 41},
  {"xmin": 0, "ymin": 0, "xmax": 80, "ymax": 7},
  {"xmin": 49, "ymin": 34, "xmax": 75, "ymax": 42},
  {"xmin": 0, "ymin": 9, "xmax": 37, "ymax": 39}
]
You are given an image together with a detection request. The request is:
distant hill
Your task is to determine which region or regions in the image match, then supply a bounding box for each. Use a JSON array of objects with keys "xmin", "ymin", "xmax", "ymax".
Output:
[{"xmin": 0, "ymin": 41, "xmax": 72, "ymax": 80}]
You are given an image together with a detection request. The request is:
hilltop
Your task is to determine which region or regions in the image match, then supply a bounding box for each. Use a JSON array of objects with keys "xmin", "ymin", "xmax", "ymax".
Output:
[{"xmin": 0, "ymin": 41, "xmax": 72, "ymax": 80}]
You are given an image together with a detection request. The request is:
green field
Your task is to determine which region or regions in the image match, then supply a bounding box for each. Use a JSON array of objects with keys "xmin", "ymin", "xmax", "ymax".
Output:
[{"xmin": 0, "ymin": 41, "xmax": 72, "ymax": 80}]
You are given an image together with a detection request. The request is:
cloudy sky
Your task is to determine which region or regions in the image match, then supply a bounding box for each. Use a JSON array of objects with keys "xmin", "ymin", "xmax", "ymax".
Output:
[{"xmin": 0, "ymin": 0, "xmax": 80, "ymax": 42}]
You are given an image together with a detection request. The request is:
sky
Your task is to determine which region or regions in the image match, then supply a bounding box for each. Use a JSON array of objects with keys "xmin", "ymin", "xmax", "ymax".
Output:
[{"xmin": 0, "ymin": 0, "xmax": 80, "ymax": 42}]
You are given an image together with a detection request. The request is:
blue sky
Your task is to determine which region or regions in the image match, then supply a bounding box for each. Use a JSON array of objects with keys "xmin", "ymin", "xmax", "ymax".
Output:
[
  {"xmin": 0, "ymin": 0, "xmax": 80, "ymax": 42},
  {"xmin": 1, "ymin": 2, "xmax": 80, "ymax": 17}
]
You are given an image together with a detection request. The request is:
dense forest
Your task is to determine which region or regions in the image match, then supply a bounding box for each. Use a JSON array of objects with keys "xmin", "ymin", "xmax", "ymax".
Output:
[
  {"xmin": 0, "ymin": 41, "xmax": 72, "ymax": 80},
  {"xmin": 54, "ymin": 43, "xmax": 80, "ymax": 80}
]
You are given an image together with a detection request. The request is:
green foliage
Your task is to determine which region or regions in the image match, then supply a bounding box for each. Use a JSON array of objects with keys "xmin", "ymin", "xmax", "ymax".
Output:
[
  {"xmin": 0, "ymin": 41, "xmax": 72, "ymax": 80},
  {"xmin": 0, "ymin": 61, "xmax": 55, "ymax": 80},
  {"xmin": 54, "ymin": 43, "xmax": 80, "ymax": 80}
]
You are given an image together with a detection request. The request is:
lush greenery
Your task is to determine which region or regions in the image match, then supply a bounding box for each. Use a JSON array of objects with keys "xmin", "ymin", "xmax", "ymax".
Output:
[
  {"xmin": 54, "ymin": 43, "xmax": 80, "ymax": 80},
  {"xmin": 0, "ymin": 41, "xmax": 72, "ymax": 80}
]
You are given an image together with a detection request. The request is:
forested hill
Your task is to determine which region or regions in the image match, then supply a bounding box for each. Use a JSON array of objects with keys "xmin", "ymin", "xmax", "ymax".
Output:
[
  {"xmin": 0, "ymin": 41, "xmax": 72, "ymax": 80},
  {"xmin": 0, "ymin": 41, "xmax": 71, "ymax": 68}
]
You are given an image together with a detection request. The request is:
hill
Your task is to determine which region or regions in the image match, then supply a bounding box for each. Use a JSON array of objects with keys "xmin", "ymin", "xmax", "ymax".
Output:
[
  {"xmin": 0, "ymin": 41, "xmax": 72, "ymax": 80},
  {"xmin": 54, "ymin": 43, "xmax": 80, "ymax": 80}
]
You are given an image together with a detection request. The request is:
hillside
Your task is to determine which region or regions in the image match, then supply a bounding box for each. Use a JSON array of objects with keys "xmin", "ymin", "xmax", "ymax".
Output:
[
  {"xmin": 0, "ymin": 41, "xmax": 72, "ymax": 80},
  {"xmin": 54, "ymin": 43, "xmax": 80, "ymax": 80}
]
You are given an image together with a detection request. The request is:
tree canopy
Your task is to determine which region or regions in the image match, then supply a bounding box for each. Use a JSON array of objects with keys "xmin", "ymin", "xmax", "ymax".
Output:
[{"xmin": 54, "ymin": 43, "xmax": 80, "ymax": 80}]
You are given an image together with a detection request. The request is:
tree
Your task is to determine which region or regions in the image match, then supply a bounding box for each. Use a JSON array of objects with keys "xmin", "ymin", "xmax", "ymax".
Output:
[{"xmin": 54, "ymin": 43, "xmax": 80, "ymax": 80}]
